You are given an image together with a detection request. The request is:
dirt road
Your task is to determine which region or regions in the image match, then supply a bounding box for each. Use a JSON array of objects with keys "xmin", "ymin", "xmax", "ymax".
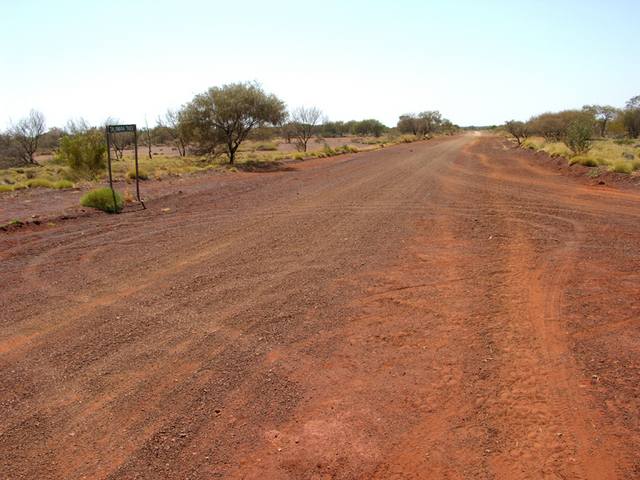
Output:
[{"xmin": 1, "ymin": 134, "xmax": 639, "ymax": 479}]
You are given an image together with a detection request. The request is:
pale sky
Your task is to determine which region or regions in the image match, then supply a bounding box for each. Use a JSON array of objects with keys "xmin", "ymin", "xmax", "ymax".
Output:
[{"xmin": 1, "ymin": 0, "xmax": 638, "ymax": 130}]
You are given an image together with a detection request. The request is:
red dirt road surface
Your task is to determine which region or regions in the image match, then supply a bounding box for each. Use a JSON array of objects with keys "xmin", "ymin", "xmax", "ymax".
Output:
[{"xmin": 1, "ymin": 134, "xmax": 640, "ymax": 479}]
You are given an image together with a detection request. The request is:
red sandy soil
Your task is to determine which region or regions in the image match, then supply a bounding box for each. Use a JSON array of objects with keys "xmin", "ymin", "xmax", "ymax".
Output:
[{"xmin": 1, "ymin": 134, "xmax": 639, "ymax": 479}]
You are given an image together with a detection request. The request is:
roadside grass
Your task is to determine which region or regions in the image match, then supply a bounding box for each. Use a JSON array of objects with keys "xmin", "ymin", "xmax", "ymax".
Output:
[
  {"xmin": 568, "ymin": 156, "xmax": 599, "ymax": 167},
  {"xmin": 524, "ymin": 136, "xmax": 639, "ymax": 174}
]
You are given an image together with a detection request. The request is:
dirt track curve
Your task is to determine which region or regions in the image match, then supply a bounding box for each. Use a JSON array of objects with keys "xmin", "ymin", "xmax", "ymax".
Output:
[{"xmin": 1, "ymin": 134, "xmax": 640, "ymax": 479}]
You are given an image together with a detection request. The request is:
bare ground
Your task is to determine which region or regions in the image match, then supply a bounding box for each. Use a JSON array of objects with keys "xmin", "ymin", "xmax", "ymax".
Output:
[{"xmin": 1, "ymin": 134, "xmax": 640, "ymax": 479}]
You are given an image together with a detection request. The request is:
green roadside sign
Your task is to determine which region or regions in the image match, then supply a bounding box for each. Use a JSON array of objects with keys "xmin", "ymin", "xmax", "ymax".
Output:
[{"xmin": 108, "ymin": 124, "xmax": 136, "ymax": 133}]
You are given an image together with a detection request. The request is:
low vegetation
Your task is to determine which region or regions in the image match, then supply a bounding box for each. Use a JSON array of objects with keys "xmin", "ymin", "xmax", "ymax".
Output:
[
  {"xmin": 501, "ymin": 95, "xmax": 640, "ymax": 177},
  {"xmin": 80, "ymin": 188, "xmax": 124, "ymax": 213}
]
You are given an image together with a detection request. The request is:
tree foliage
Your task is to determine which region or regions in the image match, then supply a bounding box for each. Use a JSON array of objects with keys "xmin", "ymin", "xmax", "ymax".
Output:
[
  {"xmin": 504, "ymin": 120, "xmax": 530, "ymax": 145},
  {"xmin": 622, "ymin": 95, "xmax": 640, "ymax": 139},
  {"xmin": 528, "ymin": 110, "xmax": 595, "ymax": 143},
  {"xmin": 397, "ymin": 111, "xmax": 445, "ymax": 137},
  {"xmin": 185, "ymin": 81, "xmax": 286, "ymax": 163},
  {"xmin": 582, "ymin": 104, "xmax": 619, "ymax": 137}
]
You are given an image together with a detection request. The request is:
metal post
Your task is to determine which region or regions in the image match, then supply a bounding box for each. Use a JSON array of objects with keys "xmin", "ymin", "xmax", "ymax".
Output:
[
  {"xmin": 134, "ymin": 126, "xmax": 145, "ymax": 208},
  {"xmin": 106, "ymin": 126, "xmax": 119, "ymax": 213}
]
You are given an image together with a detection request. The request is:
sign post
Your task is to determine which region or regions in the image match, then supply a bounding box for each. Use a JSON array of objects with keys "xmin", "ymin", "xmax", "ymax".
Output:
[{"xmin": 106, "ymin": 124, "xmax": 146, "ymax": 211}]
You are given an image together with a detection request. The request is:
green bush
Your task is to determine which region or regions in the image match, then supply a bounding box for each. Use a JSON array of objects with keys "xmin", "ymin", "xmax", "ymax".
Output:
[
  {"xmin": 0, "ymin": 185, "xmax": 13, "ymax": 193},
  {"xmin": 569, "ymin": 156, "xmax": 599, "ymax": 167},
  {"xmin": 53, "ymin": 180, "xmax": 75, "ymax": 189},
  {"xmin": 59, "ymin": 130, "xmax": 107, "ymax": 180},
  {"xmin": 563, "ymin": 118, "xmax": 593, "ymax": 156},
  {"xmin": 610, "ymin": 162, "xmax": 633, "ymax": 174},
  {"xmin": 27, "ymin": 178, "xmax": 54, "ymax": 188},
  {"xmin": 80, "ymin": 188, "xmax": 124, "ymax": 213},
  {"xmin": 632, "ymin": 159, "xmax": 640, "ymax": 171},
  {"xmin": 127, "ymin": 168, "xmax": 148, "ymax": 180}
]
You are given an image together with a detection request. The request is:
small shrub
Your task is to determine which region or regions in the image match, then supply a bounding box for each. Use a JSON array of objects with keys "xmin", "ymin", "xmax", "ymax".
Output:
[
  {"xmin": 127, "ymin": 168, "xmax": 148, "ymax": 180},
  {"xmin": 25, "ymin": 169, "xmax": 38, "ymax": 179},
  {"xmin": 293, "ymin": 153, "xmax": 304, "ymax": 160},
  {"xmin": 632, "ymin": 159, "xmax": 640, "ymax": 171},
  {"xmin": 229, "ymin": 167, "xmax": 238, "ymax": 173},
  {"xmin": 53, "ymin": 180, "xmax": 74, "ymax": 189},
  {"xmin": 563, "ymin": 118, "xmax": 593, "ymax": 156},
  {"xmin": 154, "ymin": 171, "xmax": 164, "ymax": 181},
  {"xmin": 610, "ymin": 162, "xmax": 633, "ymax": 174},
  {"xmin": 614, "ymin": 139, "xmax": 634, "ymax": 145},
  {"xmin": 0, "ymin": 185, "xmax": 13, "ymax": 193},
  {"xmin": 569, "ymin": 156, "xmax": 599, "ymax": 167},
  {"xmin": 123, "ymin": 188, "xmax": 134, "ymax": 202},
  {"xmin": 80, "ymin": 188, "xmax": 124, "ymax": 213},
  {"xmin": 27, "ymin": 178, "xmax": 54, "ymax": 188},
  {"xmin": 13, "ymin": 183, "xmax": 28, "ymax": 190}
]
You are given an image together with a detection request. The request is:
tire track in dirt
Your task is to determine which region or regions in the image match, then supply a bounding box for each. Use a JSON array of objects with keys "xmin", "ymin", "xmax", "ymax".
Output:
[{"xmin": 2, "ymin": 135, "xmax": 640, "ymax": 479}]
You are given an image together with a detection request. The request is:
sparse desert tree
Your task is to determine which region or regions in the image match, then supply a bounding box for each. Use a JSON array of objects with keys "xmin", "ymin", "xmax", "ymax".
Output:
[
  {"xmin": 139, "ymin": 116, "xmax": 156, "ymax": 159},
  {"xmin": 418, "ymin": 110, "xmax": 442, "ymax": 135},
  {"xmin": 290, "ymin": 106, "xmax": 323, "ymax": 152},
  {"xmin": 583, "ymin": 105, "xmax": 619, "ymax": 137},
  {"xmin": 9, "ymin": 109, "xmax": 46, "ymax": 164},
  {"xmin": 0, "ymin": 131, "xmax": 20, "ymax": 163},
  {"xmin": 504, "ymin": 120, "xmax": 530, "ymax": 145},
  {"xmin": 103, "ymin": 116, "xmax": 133, "ymax": 160},
  {"xmin": 58, "ymin": 130, "xmax": 107, "ymax": 180},
  {"xmin": 157, "ymin": 107, "xmax": 192, "ymax": 156},
  {"xmin": 397, "ymin": 114, "xmax": 421, "ymax": 136},
  {"xmin": 185, "ymin": 81, "xmax": 287, "ymax": 163}
]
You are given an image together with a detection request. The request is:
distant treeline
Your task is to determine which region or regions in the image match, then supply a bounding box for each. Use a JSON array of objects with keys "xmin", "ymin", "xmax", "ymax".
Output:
[{"xmin": 1, "ymin": 81, "xmax": 460, "ymax": 167}]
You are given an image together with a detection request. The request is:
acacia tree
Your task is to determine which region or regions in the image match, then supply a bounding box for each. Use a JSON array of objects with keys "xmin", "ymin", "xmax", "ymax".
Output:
[
  {"xmin": 185, "ymin": 81, "xmax": 286, "ymax": 163},
  {"xmin": 397, "ymin": 114, "xmax": 421, "ymax": 135},
  {"xmin": 290, "ymin": 106, "xmax": 323, "ymax": 152},
  {"xmin": 9, "ymin": 109, "xmax": 46, "ymax": 164},
  {"xmin": 418, "ymin": 110, "xmax": 442, "ymax": 135},
  {"xmin": 504, "ymin": 120, "xmax": 530, "ymax": 145},
  {"xmin": 583, "ymin": 105, "xmax": 619, "ymax": 137}
]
